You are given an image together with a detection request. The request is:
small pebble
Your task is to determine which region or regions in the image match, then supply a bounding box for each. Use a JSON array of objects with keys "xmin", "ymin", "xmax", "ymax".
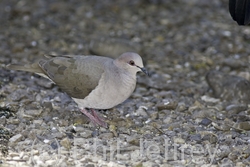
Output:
[
  {"xmin": 9, "ymin": 134, "xmax": 23, "ymax": 144},
  {"xmin": 60, "ymin": 138, "xmax": 71, "ymax": 149}
]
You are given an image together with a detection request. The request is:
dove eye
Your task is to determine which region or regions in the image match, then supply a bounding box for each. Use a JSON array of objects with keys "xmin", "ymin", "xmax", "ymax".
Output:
[{"xmin": 129, "ymin": 60, "xmax": 135, "ymax": 66}]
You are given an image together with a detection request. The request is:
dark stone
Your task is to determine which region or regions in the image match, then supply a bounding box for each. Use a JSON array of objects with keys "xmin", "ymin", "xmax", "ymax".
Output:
[
  {"xmin": 189, "ymin": 134, "xmax": 202, "ymax": 143},
  {"xmin": 50, "ymin": 141, "xmax": 59, "ymax": 150},
  {"xmin": 206, "ymin": 70, "xmax": 250, "ymax": 104},
  {"xmin": 200, "ymin": 118, "xmax": 212, "ymax": 126}
]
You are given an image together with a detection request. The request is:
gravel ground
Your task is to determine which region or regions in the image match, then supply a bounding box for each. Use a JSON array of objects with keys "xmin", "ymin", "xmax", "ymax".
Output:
[{"xmin": 1, "ymin": 0, "xmax": 250, "ymax": 166}]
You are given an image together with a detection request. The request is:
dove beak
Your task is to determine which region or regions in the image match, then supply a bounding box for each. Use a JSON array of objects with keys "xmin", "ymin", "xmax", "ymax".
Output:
[{"xmin": 137, "ymin": 66, "xmax": 149, "ymax": 76}]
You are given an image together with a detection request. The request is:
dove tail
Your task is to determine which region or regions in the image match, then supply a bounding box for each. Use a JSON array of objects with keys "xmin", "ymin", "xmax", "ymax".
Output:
[{"xmin": 6, "ymin": 63, "xmax": 45, "ymax": 74}]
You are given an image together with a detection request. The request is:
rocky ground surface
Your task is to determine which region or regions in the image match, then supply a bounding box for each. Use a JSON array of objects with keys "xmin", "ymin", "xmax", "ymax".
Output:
[{"xmin": 1, "ymin": 0, "xmax": 250, "ymax": 166}]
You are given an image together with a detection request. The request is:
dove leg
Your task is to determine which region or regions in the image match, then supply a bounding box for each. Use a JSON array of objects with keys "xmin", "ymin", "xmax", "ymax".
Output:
[
  {"xmin": 80, "ymin": 108, "xmax": 107, "ymax": 127},
  {"xmin": 90, "ymin": 109, "xmax": 107, "ymax": 127}
]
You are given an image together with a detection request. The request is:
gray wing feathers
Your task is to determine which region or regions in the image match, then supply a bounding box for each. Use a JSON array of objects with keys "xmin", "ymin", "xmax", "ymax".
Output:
[{"xmin": 39, "ymin": 56, "xmax": 105, "ymax": 99}]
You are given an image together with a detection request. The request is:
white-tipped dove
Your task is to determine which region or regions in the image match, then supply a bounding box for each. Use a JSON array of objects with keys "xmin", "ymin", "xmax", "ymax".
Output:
[{"xmin": 7, "ymin": 52, "xmax": 148, "ymax": 127}]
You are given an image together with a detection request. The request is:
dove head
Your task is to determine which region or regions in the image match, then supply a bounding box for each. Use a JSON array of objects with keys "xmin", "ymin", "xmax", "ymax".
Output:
[{"xmin": 114, "ymin": 52, "xmax": 148, "ymax": 76}]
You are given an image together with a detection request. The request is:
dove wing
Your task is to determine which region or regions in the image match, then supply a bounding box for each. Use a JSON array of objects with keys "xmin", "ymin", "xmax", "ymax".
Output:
[{"xmin": 39, "ymin": 55, "xmax": 108, "ymax": 99}]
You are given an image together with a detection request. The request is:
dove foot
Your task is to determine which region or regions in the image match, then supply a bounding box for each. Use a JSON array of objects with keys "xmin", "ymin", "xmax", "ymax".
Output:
[{"xmin": 80, "ymin": 108, "xmax": 107, "ymax": 128}]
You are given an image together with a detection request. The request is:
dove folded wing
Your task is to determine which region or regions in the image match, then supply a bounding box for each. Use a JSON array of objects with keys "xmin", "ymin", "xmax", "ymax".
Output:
[{"xmin": 38, "ymin": 56, "xmax": 108, "ymax": 99}]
